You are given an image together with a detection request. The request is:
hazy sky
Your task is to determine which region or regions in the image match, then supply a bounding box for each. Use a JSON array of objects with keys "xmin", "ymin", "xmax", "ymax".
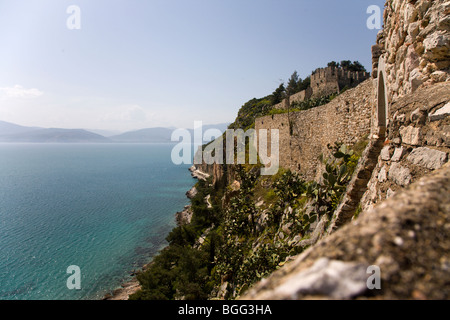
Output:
[{"xmin": 0, "ymin": 0, "xmax": 385, "ymax": 132}]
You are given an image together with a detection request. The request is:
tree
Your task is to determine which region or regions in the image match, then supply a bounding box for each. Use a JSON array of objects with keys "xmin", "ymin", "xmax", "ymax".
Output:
[
  {"xmin": 327, "ymin": 61, "xmax": 340, "ymax": 68},
  {"xmin": 339, "ymin": 60, "xmax": 367, "ymax": 72},
  {"xmin": 286, "ymin": 71, "xmax": 300, "ymax": 96},
  {"xmin": 340, "ymin": 60, "xmax": 352, "ymax": 70},
  {"xmin": 270, "ymin": 83, "xmax": 285, "ymax": 106},
  {"xmin": 297, "ymin": 76, "xmax": 310, "ymax": 92},
  {"xmin": 349, "ymin": 61, "xmax": 366, "ymax": 72}
]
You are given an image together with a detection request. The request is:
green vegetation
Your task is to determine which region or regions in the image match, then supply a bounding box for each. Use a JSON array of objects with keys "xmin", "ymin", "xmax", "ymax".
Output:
[
  {"xmin": 286, "ymin": 71, "xmax": 310, "ymax": 96},
  {"xmin": 304, "ymin": 143, "xmax": 359, "ymax": 221},
  {"xmin": 227, "ymin": 70, "xmax": 311, "ymax": 130},
  {"xmin": 130, "ymin": 178, "xmax": 222, "ymax": 300},
  {"xmin": 228, "ymin": 96, "xmax": 273, "ymax": 130},
  {"xmin": 289, "ymin": 92, "xmax": 337, "ymax": 111},
  {"xmin": 131, "ymin": 141, "xmax": 362, "ymax": 300}
]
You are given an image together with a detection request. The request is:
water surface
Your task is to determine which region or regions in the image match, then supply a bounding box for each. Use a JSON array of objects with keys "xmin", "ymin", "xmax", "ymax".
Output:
[{"xmin": 0, "ymin": 143, "xmax": 193, "ymax": 300}]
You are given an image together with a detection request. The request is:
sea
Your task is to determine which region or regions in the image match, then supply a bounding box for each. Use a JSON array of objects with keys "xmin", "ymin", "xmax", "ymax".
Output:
[{"xmin": 0, "ymin": 143, "xmax": 194, "ymax": 300}]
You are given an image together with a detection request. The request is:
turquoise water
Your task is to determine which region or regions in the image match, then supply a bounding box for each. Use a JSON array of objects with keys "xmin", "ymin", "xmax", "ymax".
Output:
[{"xmin": 0, "ymin": 143, "xmax": 194, "ymax": 300}]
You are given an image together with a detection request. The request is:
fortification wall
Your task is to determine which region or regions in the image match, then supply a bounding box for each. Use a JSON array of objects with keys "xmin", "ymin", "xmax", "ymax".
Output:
[
  {"xmin": 256, "ymin": 79, "xmax": 375, "ymax": 181},
  {"xmin": 273, "ymin": 67, "xmax": 369, "ymax": 110},
  {"xmin": 272, "ymin": 87, "xmax": 313, "ymax": 110},
  {"xmin": 310, "ymin": 66, "xmax": 370, "ymax": 98}
]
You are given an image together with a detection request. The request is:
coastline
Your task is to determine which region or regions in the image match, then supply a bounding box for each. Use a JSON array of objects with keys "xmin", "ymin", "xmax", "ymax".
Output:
[
  {"xmin": 102, "ymin": 268, "xmax": 145, "ymax": 300},
  {"xmin": 102, "ymin": 166, "xmax": 202, "ymax": 300}
]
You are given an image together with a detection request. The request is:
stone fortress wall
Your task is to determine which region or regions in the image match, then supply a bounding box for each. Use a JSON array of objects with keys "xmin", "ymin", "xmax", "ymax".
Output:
[
  {"xmin": 255, "ymin": 79, "xmax": 375, "ymax": 181},
  {"xmin": 372, "ymin": 0, "xmax": 450, "ymax": 99},
  {"xmin": 272, "ymin": 66, "xmax": 370, "ymax": 110},
  {"xmin": 310, "ymin": 66, "xmax": 370, "ymax": 98}
]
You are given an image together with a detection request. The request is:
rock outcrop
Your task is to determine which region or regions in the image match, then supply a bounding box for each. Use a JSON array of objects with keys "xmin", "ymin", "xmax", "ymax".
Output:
[
  {"xmin": 186, "ymin": 186, "xmax": 198, "ymax": 199},
  {"xmin": 175, "ymin": 205, "xmax": 193, "ymax": 226},
  {"xmin": 189, "ymin": 165, "xmax": 211, "ymax": 181}
]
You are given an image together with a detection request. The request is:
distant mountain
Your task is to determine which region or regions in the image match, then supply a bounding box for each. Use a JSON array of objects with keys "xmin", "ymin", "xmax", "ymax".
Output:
[
  {"xmin": 0, "ymin": 125, "xmax": 110, "ymax": 143},
  {"xmin": 0, "ymin": 120, "xmax": 41, "ymax": 136},
  {"xmin": 201, "ymin": 123, "xmax": 230, "ymax": 135},
  {"xmin": 110, "ymin": 123, "xmax": 230, "ymax": 143},
  {"xmin": 0, "ymin": 120, "xmax": 230, "ymax": 143},
  {"xmin": 87, "ymin": 129, "xmax": 122, "ymax": 137},
  {"xmin": 110, "ymin": 127, "xmax": 174, "ymax": 143}
]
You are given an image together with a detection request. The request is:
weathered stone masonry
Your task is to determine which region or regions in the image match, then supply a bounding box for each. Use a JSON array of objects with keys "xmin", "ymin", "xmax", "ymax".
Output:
[
  {"xmin": 310, "ymin": 67, "xmax": 370, "ymax": 98},
  {"xmin": 372, "ymin": 0, "xmax": 450, "ymax": 100},
  {"xmin": 361, "ymin": 0, "xmax": 450, "ymax": 212},
  {"xmin": 256, "ymin": 79, "xmax": 375, "ymax": 182},
  {"xmin": 360, "ymin": 82, "xmax": 450, "ymax": 212}
]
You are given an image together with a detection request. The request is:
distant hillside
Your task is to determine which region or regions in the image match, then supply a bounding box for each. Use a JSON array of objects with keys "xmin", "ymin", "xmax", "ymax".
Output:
[
  {"xmin": 0, "ymin": 120, "xmax": 41, "ymax": 136},
  {"xmin": 110, "ymin": 127, "xmax": 174, "ymax": 143},
  {"xmin": 0, "ymin": 127, "xmax": 111, "ymax": 143},
  {"xmin": 0, "ymin": 120, "xmax": 230, "ymax": 143},
  {"xmin": 87, "ymin": 129, "xmax": 122, "ymax": 137},
  {"xmin": 110, "ymin": 123, "xmax": 230, "ymax": 143}
]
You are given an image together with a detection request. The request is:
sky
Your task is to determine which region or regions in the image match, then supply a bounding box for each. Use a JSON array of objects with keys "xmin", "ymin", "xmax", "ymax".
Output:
[{"xmin": 0, "ymin": 0, "xmax": 385, "ymax": 133}]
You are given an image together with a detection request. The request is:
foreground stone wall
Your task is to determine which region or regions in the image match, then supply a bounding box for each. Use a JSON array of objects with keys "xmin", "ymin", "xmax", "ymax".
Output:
[
  {"xmin": 361, "ymin": 81, "xmax": 450, "ymax": 212},
  {"xmin": 373, "ymin": 0, "xmax": 450, "ymax": 101},
  {"xmin": 364, "ymin": 0, "xmax": 450, "ymax": 212},
  {"xmin": 256, "ymin": 79, "xmax": 375, "ymax": 181}
]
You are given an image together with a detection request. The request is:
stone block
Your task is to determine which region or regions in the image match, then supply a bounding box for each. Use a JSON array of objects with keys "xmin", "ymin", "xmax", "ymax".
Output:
[
  {"xmin": 381, "ymin": 146, "xmax": 392, "ymax": 161},
  {"xmin": 391, "ymin": 147, "xmax": 406, "ymax": 162},
  {"xmin": 409, "ymin": 69, "xmax": 427, "ymax": 92},
  {"xmin": 400, "ymin": 126, "xmax": 421, "ymax": 146},
  {"xmin": 429, "ymin": 102, "xmax": 450, "ymax": 122},
  {"xmin": 378, "ymin": 166, "xmax": 388, "ymax": 182},
  {"xmin": 407, "ymin": 147, "xmax": 448, "ymax": 170},
  {"xmin": 264, "ymin": 258, "xmax": 368, "ymax": 300},
  {"xmin": 389, "ymin": 163, "xmax": 412, "ymax": 186}
]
